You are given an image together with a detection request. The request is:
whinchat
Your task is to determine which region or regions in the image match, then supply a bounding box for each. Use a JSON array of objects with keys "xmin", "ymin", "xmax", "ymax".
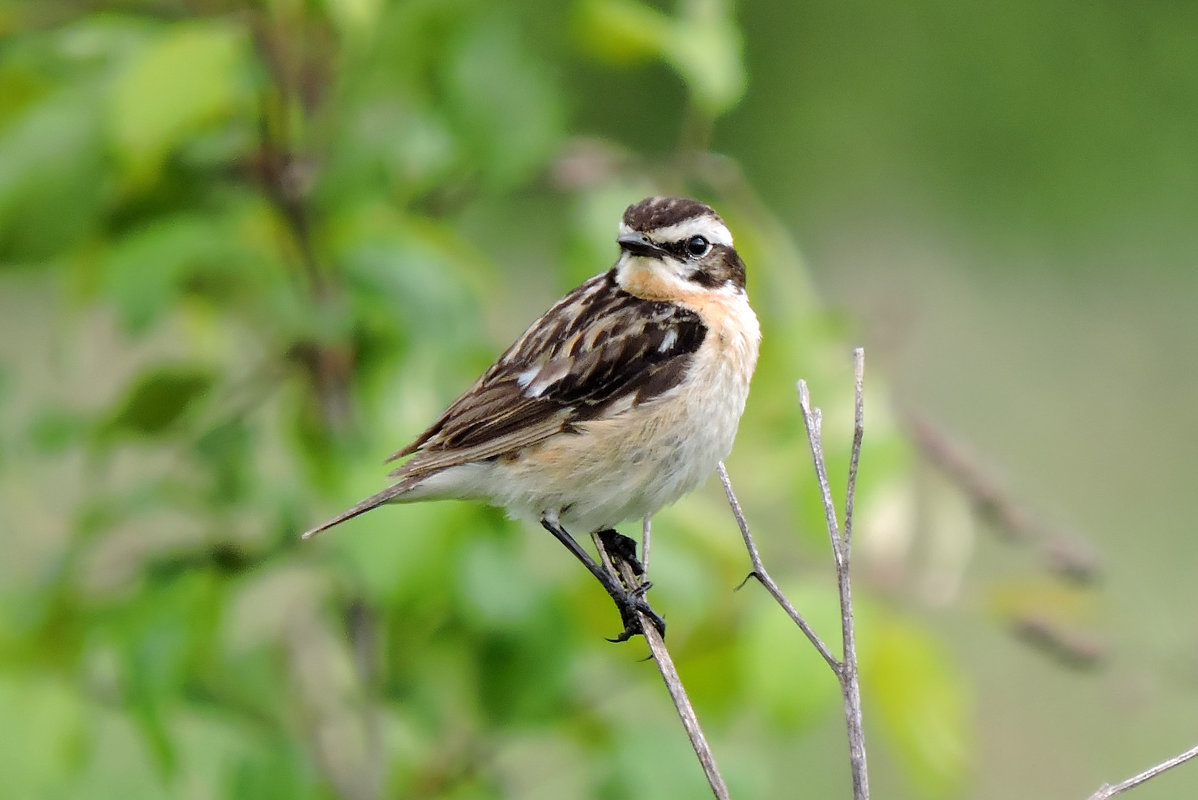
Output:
[{"xmin": 303, "ymin": 197, "xmax": 761, "ymax": 640}]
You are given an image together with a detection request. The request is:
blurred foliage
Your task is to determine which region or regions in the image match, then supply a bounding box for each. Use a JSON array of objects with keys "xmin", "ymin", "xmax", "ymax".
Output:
[{"xmin": 10, "ymin": 0, "xmax": 1152, "ymax": 797}]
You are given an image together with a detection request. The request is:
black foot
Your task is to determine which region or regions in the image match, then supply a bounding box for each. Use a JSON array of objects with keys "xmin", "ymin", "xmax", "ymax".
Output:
[
  {"xmin": 607, "ymin": 581, "xmax": 666, "ymax": 642},
  {"xmin": 596, "ymin": 528, "xmax": 645, "ymax": 576},
  {"xmin": 540, "ymin": 516, "xmax": 665, "ymax": 643}
]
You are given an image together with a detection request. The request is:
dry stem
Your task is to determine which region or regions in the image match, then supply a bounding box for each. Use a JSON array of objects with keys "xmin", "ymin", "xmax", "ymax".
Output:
[
  {"xmin": 592, "ymin": 530, "xmax": 730, "ymax": 800},
  {"xmin": 1086, "ymin": 743, "xmax": 1198, "ymax": 800},
  {"xmin": 720, "ymin": 347, "xmax": 871, "ymax": 800}
]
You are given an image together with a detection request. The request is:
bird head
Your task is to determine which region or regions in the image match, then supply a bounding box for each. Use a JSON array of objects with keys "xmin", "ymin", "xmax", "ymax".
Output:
[{"xmin": 615, "ymin": 197, "xmax": 747, "ymax": 293}]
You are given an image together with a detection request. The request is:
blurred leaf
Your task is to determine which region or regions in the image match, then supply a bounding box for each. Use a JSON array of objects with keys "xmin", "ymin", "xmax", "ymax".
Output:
[
  {"xmin": 0, "ymin": 86, "xmax": 107, "ymax": 261},
  {"xmin": 0, "ymin": 676, "xmax": 86, "ymax": 797},
  {"xmin": 575, "ymin": 0, "xmax": 672, "ymax": 63},
  {"xmin": 457, "ymin": 534, "xmax": 543, "ymax": 631},
  {"xmin": 604, "ymin": 720, "xmax": 717, "ymax": 799},
  {"xmin": 193, "ymin": 418, "xmax": 253, "ymax": 504},
  {"xmin": 328, "ymin": 498, "xmax": 472, "ymax": 610},
  {"xmin": 332, "ymin": 207, "xmax": 489, "ymax": 350},
  {"xmin": 320, "ymin": 0, "xmax": 384, "ymax": 41},
  {"xmin": 107, "ymin": 20, "xmax": 249, "ymax": 183},
  {"xmin": 29, "ymin": 408, "xmax": 91, "ymax": 454},
  {"xmin": 664, "ymin": 0, "xmax": 745, "ymax": 115},
  {"xmin": 577, "ymin": 0, "xmax": 745, "ymax": 116},
  {"xmin": 100, "ymin": 365, "xmax": 215, "ymax": 440},
  {"xmin": 443, "ymin": 16, "xmax": 565, "ymax": 188},
  {"xmin": 99, "ymin": 212, "xmax": 252, "ymax": 334},
  {"xmin": 866, "ymin": 615, "xmax": 973, "ymax": 797},
  {"xmin": 474, "ymin": 623, "xmax": 573, "ymax": 725},
  {"xmin": 114, "ymin": 572, "xmax": 221, "ymax": 776},
  {"xmin": 230, "ymin": 737, "xmax": 317, "ymax": 800},
  {"xmin": 739, "ymin": 581, "xmax": 842, "ymax": 730}
]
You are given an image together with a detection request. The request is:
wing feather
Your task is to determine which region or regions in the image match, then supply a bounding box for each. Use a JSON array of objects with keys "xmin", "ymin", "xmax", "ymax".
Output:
[{"xmin": 388, "ymin": 271, "xmax": 706, "ymax": 477}]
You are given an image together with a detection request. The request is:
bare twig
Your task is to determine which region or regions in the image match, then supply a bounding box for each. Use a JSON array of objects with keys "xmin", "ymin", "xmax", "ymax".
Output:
[
  {"xmin": 721, "ymin": 348, "xmax": 871, "ymax": 800},
  {"xmin": 592, "ymin": 530, "xmax": 730, "ymax": 800},
  {"xmin": 843, "ymin": 352, "xmax": 866, "ymax": 550},
  {"xmin": 1086, "ymin": 743, "xmax": 1198, "ymax": 800},
  {"xmin": 797, "ymin": 348, "xmax": 870, "ymax": 800},
  {"xmin": 716, "ymin": 463, "xmax": 839, "ymax": 670}
]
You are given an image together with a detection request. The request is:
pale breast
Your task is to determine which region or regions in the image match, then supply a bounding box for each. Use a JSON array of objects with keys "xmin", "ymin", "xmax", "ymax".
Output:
[{"xmin": 519, "ymin": 289, "xmax": 759, "ymax": 531}]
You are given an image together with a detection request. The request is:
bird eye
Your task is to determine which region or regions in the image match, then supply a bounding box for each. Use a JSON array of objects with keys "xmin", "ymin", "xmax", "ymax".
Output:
[{"xmin": 685, "ymin": 236, "xmax": 710, "ymax": 257}]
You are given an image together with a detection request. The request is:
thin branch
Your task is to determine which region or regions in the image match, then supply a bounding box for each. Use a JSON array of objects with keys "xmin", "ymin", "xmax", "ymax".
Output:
[
  {"xmin": 1087, "ymin": 743, "xmax": 1198, "ymax": 800},
  {"xmin": 798, "ymin": 394, "xmax": 844, "ymax": 569},
  {"xmin": 592, "ymin": 531, "xmax": 730, "ymax": 800},
  {"xmin": 798, "ymin": 348, "xmax": 870, "ymax": 800},
  {"xmin": 722, "ymin": 349, "xmax": 871, "ymax": 800},
  {"xmin": 843, "ymin": 350, "xmax": 866, "ymax": 551},
  {"xmin": 716, "ymin": 462, "xmax": 840, "ymax": 670}
]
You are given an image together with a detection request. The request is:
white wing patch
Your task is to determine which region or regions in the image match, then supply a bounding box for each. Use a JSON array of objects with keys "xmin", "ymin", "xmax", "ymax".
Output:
[
  {"xmin": 520, "ymin": 358, "xmax": 571, "ymax": 398},
  {"xmin": 516, "ymin": 366, "xmax": 541, "ymax": 392},
  {"xmin": 658, "ymin": 328, "xmax": 678, "ymax": 353}
]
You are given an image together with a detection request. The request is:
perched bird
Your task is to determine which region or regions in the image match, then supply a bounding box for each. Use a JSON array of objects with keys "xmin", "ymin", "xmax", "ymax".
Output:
[{"xmin": 303, "ymin": 196, "xmax": 761, "ymax": 640}]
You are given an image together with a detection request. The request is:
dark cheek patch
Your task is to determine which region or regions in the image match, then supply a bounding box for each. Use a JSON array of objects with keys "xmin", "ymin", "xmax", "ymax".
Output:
[
  {"xmin": 687, "ymin": 270, "xmax": 724, "ymax": 289},
  {"xmin": 684, "ymin": 246, "xmax": 747, "ymax": 290}
]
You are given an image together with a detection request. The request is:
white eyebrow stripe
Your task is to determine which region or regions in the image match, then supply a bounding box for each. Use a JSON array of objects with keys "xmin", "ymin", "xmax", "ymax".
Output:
[
  {"xmin": 617, "ymin": 216, "xmax": 733, "ymax": 248},
  {"xmin": 651, "ymin": 217, "xmax": 733, "ymax": 247}
]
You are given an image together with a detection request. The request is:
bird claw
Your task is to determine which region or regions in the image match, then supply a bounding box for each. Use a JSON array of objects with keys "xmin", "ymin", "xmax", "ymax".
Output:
[{"xmin": 607, "ymin": 583, "xmax": 666, "ymax": 643}]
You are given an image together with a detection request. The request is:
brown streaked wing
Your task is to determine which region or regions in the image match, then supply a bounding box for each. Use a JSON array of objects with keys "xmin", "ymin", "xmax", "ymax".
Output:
[{"xmin": 386, "ymin": 272, "xmax": 707, "ymax": 477}]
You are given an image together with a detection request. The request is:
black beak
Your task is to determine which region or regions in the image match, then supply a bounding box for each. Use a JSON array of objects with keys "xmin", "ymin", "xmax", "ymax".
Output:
[{"xmin": 618, "ymin": 233, "xmax": 668, "ymax": 258}]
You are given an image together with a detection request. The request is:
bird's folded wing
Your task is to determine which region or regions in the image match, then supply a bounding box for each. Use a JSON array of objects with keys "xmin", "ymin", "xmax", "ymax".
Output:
[{"xmin": 387, "ymin": 273, "xmax": 707, "ymax": 477}]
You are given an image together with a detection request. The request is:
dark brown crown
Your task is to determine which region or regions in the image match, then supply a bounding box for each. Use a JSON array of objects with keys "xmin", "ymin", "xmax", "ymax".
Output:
[{"xmin": 622, "ymin": 197, "xmax": 722, "ymax": 233}]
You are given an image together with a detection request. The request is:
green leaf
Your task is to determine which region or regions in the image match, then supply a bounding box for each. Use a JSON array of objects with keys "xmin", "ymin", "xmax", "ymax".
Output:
[
  {"xmin": 457, "ymin": 534, "xmax": 542, "ymax": 631},
  {"xmin": 319, "ymin": 0, "xmax": 384, "ymax": 41},
  {"xmin": 113, "ymin": 571, "xmax": 222, "ymax": 777},
  {"xmin": 0, "ymin": 675, "xmax": 86, "ymax": 797},
  {"xmin": 29, "ymin": 409, "xmax": 90, "ymax": 454},
  {"xmin": 444, "ymin": 16, "xmax": 565, "ymax": 189},
  {"xmin": 0, "ymin": 86, "xmax": 108, "ymax": 261},
  {"xmin": 575, "ymin": 0, "xmax": 673, "ymax": 64},
  {"xmin": 229, "ymin": 737, "xmax": 316, "ymax": 800},
  {"xmin": 193, "ymin": 419, "xmax": 253, "ymax": 505},
  {"xmin": 100, "ymin": 366, "xmax": 215, "ymax": 440},
  {"xmin": 866, "ymin": 615, "xmax": 973, "ymax": 796},
  {"xmin": 107, "ymin": 20, "xmax": 249, "ymax": 183},
  {"xmin": 576, "ymin": 0, "xmax": 746, "ymax": 116},
  {"xmin": 99, "ymin": 212, "xmax": 250, "ymax": 334},
  {"xmin": 663, "ymin": 0, "xmax": 746, "ymax": 116}
]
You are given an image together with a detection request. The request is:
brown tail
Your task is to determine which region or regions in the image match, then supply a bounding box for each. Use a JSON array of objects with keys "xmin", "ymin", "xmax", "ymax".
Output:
[{"xmin": 301, "ymin": 482, "xmax": 411, "ymax": 539}]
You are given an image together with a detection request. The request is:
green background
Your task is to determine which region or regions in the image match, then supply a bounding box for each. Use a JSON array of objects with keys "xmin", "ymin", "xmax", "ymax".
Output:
[{"xmin": 2, "ymin": 0, "xmax": 1196, "ymax": 798}]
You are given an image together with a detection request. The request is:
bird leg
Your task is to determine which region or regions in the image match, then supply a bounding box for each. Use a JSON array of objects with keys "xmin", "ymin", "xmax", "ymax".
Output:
[{"xmin": 540, "ymin": 517, "xmax": 666, "ymax": 642}]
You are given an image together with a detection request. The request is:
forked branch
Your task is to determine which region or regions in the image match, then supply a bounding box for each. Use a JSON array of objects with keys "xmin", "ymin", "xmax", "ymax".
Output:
[{"xmin": 719, "ymin": 347, "xmax": 871, "ymax": 800}]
